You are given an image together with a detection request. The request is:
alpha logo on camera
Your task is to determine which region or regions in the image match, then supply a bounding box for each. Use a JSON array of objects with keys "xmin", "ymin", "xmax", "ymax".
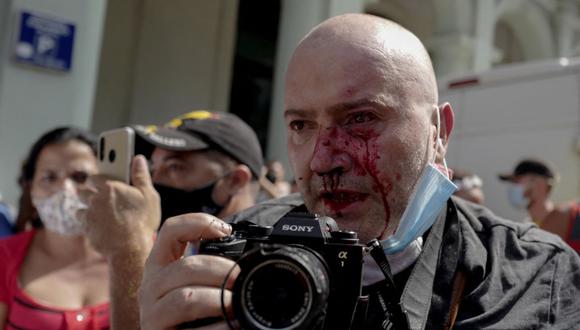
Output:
[{"xmin": 282, "ymin": 224, "xmax": 315, "ymax": 233}]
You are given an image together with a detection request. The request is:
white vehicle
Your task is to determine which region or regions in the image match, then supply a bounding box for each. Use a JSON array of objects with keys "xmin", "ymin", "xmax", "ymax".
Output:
[{"xmin": 439, "ymin": 58, "xmax": 580, "ymax": 222}]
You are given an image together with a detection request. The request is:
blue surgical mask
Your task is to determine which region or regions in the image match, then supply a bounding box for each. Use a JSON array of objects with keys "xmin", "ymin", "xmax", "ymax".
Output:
[
  {"xmin": 380, "ymin": 107, "xmax": 457, "ymax": 255},
  {"xmin": 507, "ymin": 183, "xmax": 529, "ymax": 210},
  {"xmin": 381, "ymin": 164, "xmax": 457, "ymax": 254}
]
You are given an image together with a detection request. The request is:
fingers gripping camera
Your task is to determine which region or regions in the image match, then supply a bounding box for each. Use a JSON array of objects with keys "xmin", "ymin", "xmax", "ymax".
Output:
[{"xmin": 199, "ymin": 213, "xmax": 366, "ymax": 330}]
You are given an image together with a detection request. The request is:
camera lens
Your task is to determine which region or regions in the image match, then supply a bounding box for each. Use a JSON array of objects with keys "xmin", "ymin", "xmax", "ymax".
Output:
[
  {"xmin": 234, "ymin": 246, "xmax": 329, "ymax": 330},
  {"xmin": 108, "ymin": 149, "xmax": 116, "ymax": 163}
]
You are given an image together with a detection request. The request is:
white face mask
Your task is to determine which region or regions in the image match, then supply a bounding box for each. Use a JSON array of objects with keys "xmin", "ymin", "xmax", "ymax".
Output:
[
  {"xmin": 507, "ymin": 183, "xmax": 529, "ymax": 210},
  {"xmin": 32, "ymin": 190, "xmax": 88, "ymax": 236}
]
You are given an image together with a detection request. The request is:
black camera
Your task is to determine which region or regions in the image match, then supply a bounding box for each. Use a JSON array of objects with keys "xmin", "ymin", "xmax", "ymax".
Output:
[{"xmin": 199, "ymin": 212, "xmax": 366, "ymax": 330}]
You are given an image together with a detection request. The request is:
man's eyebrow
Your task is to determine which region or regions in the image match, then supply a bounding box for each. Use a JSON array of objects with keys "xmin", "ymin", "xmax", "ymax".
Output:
[
  {"xmin": 327, "ymin": 98, "xmax": 388, "ymax": 113},
  {"xmin": 283, "ymin": 97, "xmax": 393, "ymax": 119},
  {"xmin": 283, "ymin": 108, "xmax": 311, "ymax": 119}
]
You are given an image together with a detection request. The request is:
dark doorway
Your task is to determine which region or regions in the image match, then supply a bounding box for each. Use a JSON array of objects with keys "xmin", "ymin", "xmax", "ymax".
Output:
[{"xmin": 229, "ymin": 0, "xmax": 281, "ymax": 156}]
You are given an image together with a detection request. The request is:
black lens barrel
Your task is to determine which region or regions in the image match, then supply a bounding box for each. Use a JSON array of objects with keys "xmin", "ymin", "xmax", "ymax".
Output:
[{"xmin": 233, "ymin": 245, "xmax": 329, "ymax": 330}]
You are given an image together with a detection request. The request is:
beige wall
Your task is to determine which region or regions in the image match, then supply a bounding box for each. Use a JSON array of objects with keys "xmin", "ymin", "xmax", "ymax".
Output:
[
  {"xmin": 91, "ymin": 0, "xmax": 142, "ymax": 132},
  {"xmin": 92, "ymin": 0, "xmax": 239, "ymax": 132},
  {"xmin": 0, "ymin": 0, "xmax": 107, "ymax": 207}
]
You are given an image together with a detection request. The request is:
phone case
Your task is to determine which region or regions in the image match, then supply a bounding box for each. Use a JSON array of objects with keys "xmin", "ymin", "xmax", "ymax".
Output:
[{"xmin": 98, "ymin": 127, "xmax": 135, "ymax": 183}]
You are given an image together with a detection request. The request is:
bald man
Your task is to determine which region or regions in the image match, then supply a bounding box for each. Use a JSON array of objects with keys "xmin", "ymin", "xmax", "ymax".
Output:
[{"xmin": 138, "ymin": 14, "xmax": 580, "ymax": 329}]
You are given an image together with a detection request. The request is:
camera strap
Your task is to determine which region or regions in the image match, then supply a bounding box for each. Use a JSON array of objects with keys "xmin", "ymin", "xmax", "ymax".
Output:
[{"xmin": 366, "ymin": 239, "xmax": 411, "ymax": 330}]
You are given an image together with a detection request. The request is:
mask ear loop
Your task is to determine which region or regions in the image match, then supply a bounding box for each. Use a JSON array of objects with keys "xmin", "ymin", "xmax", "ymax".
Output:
[{"xmin": 435, "ymin": 107, "xmax": 450, "ymax": 179}]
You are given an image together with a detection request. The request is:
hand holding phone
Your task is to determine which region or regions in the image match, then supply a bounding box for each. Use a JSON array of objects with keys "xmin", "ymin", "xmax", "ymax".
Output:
[{"xmin": 98, "ymin": 127, "xmax": 135, "ymax": 183}]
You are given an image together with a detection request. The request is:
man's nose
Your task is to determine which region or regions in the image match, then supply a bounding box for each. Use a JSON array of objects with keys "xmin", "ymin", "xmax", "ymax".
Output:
[{"xmin": 309, "ymin": 129, "xmax": 352, "ymax": 175}]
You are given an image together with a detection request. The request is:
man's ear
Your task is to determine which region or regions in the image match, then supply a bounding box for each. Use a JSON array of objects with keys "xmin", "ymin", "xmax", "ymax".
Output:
[
  {"xmin": 433, "ymin": 103, "xmax": 455, "ymax": 165},
  {"xmin": 224, "ymin": 164, "xmax": 252, "ymax": 194},
  {"xmin": 438, "ymin": 102, "xmax": 454, "ymax": 146}
]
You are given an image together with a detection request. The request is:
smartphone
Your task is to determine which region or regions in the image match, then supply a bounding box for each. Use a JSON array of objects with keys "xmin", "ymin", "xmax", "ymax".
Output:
[{"xmin": 98, "ymin": 127, "xmax": 135, "ymax": 183}]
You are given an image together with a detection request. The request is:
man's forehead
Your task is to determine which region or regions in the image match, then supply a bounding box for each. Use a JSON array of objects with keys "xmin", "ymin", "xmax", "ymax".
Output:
[
  {"xmin": 152, "ymin": 147, "xmax": 206, "ymax": 161},
  {"xmin": 287, "ymin": 15, "xmax": 437, "ymax": 108},
  {"xmin": 285, "ymin": 45, "xmax": 431, "ymax": 115},
  {"xmin": 514, "ymin": 174, "xmax": 543, "ymax": 182}
]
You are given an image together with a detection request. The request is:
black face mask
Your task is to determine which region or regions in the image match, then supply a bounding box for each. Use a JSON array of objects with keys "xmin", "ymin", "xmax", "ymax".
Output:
[{"xmin": 154, "ymin": 182, "xmax": 225, "ymax": 227}]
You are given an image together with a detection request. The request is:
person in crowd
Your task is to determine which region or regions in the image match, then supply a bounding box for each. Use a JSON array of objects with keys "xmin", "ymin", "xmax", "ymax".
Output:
[
  {"xmin": 257, "ymin": 160, "xmax": 292, "ymax": 201},
  {"xmin": 137, "ymin": 110, "xmax": 264, "ymax": 225},
  {"xmin": 451, "ymin": 169, "xmax": 485, "ymax": 205},
  {"xmin": 81, "ymin": 110, "xmax": 265, "ymax": 328},
  {"xmin": 136, "ymin": 14, "xmax": 580, "ymax": 329},
  {"xmin": 0, "ymin": 127, "xmax": 110, "ymax": 329},
  {"xmin": 499, "ymin": 158, "xmax": 580, "ymax": 252},
  {"xmin": 265, "ymin": 160, "xmax": 292, "ymax": 197}
]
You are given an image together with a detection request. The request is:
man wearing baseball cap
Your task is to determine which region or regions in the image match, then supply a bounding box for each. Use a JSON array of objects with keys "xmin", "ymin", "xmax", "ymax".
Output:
[
  {"xmin": 133, "ymin": 110, "xmax": 264, "ymax": 224},
  {"xmin": 498, "ymin": 158, "xmax": 559, "ymax": 224},
  {"xmin": 80, "ymin": 110, "xmax": 266, "ymax": 328},
  {"xmin": 499, "ymin": 158, "xmax": 580, "ymax": 253}
]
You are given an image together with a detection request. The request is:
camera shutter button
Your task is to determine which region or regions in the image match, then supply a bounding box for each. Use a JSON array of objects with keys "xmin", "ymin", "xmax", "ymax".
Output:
[{"xmin": 330, "ymin": 231, "xmax": 358, "ymax": 243}]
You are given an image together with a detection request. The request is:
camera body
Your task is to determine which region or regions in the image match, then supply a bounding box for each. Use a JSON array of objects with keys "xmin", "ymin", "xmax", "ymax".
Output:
[{"xmin": 199, "ymin": 212, "xmax": 365, "ymax": 330}]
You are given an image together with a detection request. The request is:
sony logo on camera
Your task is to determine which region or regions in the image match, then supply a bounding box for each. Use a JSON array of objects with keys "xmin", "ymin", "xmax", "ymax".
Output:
[{"xmin": 281, "ymin": 224, "xmax": 315, "ymax": 232}]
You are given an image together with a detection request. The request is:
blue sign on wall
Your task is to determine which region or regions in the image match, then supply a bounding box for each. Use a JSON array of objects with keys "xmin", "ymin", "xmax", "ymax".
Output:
[{"xmin": 14, "ymin": 11, "xmax": 76, "ymax": 72}]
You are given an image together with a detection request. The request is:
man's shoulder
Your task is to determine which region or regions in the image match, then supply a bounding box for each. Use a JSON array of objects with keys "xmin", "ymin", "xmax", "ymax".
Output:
[
  {"xmin": 226, "ymin": 193, "xmax": 305, "ymax": 227},
  {"xmin": 450, "ymin": 198, "xmax": 580, "ymax": 329},
  {"xmin": 453, "ymin": 197, "xmax": 574, "ymax": 254},
  {"xmin": 554, "ymin": 199, "xmax": 579, "ymax": 218}
]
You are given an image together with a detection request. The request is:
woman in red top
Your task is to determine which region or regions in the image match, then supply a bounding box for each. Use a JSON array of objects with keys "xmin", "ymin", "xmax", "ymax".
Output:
[{"xmin": 0, "ymin": 127, "xmax": 110, "ymax": 329}]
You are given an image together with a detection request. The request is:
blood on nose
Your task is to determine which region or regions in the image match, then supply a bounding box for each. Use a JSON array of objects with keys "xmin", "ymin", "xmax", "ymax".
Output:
[
  {"xmin": 310, "ymin": 137, "xmax": 334, "ymax": 174},
  {"xmin": 310, "ymin": 127, "xmax": 352, "ymax": 174}
]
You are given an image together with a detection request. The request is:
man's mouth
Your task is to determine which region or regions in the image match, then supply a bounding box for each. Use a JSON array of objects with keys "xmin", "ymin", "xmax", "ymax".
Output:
[{"xmin": 319, "ymin": 190, "xmax": 368, "ymax": 212}]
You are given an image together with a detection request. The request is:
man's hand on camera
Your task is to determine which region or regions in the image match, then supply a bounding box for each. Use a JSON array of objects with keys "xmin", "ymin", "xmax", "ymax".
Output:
[{"xmin": 139, "ymin": 213, "xmax": 239, "ymax": 330}]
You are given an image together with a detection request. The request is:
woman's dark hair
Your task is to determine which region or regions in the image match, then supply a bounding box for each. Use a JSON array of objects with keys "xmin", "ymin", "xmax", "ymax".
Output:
[
  {"xmin": 21, "ymin": 127, "xmax": 97, "ymax": 183},
  {"xmin": 15, "ymin": 127, "xmax": 97, "ymax": 232}
]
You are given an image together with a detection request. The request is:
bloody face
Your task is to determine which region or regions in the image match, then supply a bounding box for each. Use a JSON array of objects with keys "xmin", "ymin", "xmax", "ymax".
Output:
[{"xmin": 284, "ymin": 40, "xmax": 436, "ymax": 244}]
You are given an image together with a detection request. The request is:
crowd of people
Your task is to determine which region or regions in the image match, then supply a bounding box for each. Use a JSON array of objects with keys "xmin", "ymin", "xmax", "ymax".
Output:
[{"xmin": 0, "ymin": 13, "xmax": 579, "ymax": 330}]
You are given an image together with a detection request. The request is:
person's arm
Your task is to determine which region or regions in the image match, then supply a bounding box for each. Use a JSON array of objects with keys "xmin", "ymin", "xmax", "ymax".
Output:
[
  {"xmin": 82, "ymin": 155, "xmax": 160, "ymax": 329},
  {"xmin": 109, "ymin": 235, "xmax": 155, "ymax": 329},
  {"xmin": 0, "ymin": 302, "xmax": 7, "ymax": 328},
  {"xmin": 139, "ymin": 213, "xmax": 237, "ymax": 329}
]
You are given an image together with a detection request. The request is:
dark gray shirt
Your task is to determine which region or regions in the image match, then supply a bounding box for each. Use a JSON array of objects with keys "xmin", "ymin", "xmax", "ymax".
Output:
[{"xmin": 227, "ymin": 194, "xmax": 580, "ymax": 329}]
